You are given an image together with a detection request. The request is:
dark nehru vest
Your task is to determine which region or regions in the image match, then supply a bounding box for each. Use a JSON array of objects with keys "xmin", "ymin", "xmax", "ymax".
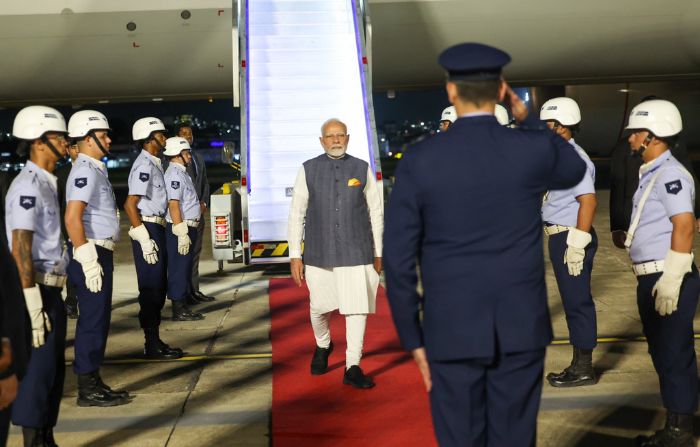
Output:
[{"xmin": 302, "ymin": 153, "xmax": 374, "ymax": 268}]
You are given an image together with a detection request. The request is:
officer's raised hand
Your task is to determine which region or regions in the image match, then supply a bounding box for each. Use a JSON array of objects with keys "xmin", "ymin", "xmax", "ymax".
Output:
[
  {"xmin": 503, "ymin": 82, "xmax": 529, "ymax": 122},
  {"xmin": 73, "ymin": 241, "xmax": 104, "ymax": 293},
  {"xmin": 171, "ymin": 222, "xmax": 191, "ymax": 255},
  {"xmin": 128, "ymin": 224, "xmax": 159, "ymax": 264},
  {"xmin": 564, "ymin": 228, "xmax": 591, "ymax": 276},
  {"xmin": 23, "ymin": 285, "xmax": 52, "ymax": 348},
  {"xmin": 653, "ymin": 250, "xmax": 693, "ymax": 316}
]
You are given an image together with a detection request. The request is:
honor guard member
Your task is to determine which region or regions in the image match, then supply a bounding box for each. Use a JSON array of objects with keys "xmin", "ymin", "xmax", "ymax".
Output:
[
  {"xmin": 5, "ymin": 106, "xmax": 69, "ymax": 446},
  {"xmin": 539, "ymin": 97, "xmax": 599, "ymax": 387},
  {"xmin": 288, "ymin": 118, "xmax": 383, "ymax": 389},
  {"xmin": 163, "ymin": 137, "xmax": 204, "ymax": 321},
  {"xmin": 56, "ymin": 141, "xmax": 80, "ymax": 319},
  {"xmin": 384, "ymin": 43, "xmax": 587, "ymax": 446},
  {"xmin": 439, "ymin": 106, "xmax": 456, "ymax": 132},
  {"xmin": 125, "ymin": 118, "xmax": 184, "ymax": 359},
  {"xmin": 65, "ymin": 110, "xmax": 131, "ymax": 407},
  {"xmin": 175, "ymin": 123, "xmax": 214, "ymax": 304},
  {"xmin": 625, "ymin": 100, "xmax": 699, "ymax": 447}
]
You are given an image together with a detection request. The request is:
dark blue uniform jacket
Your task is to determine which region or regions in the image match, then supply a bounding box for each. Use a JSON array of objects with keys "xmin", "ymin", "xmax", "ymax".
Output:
[{"xmin": 384, "ymin": 115, "xmax": 586, "ymax": 361}]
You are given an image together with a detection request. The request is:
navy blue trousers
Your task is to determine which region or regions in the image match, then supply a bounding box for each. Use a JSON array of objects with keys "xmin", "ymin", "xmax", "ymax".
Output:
[
  {"xmin": 637, "ymin": 268, "xmax": 700, "ymax": 414},
  {"xmin": 67, "ymin": 245, "xmax": 113, "ymax": 375},
  {"xmin": 131, "ymin": 222, "xmax": 167, "ymax": 329},
  {"xmin": 166, "ymin": 224, "xmax": 197, "ymax": 301},
  {"xmin": 429, "ymin": 349, "xmax": 545, "ymax": 447},
  {"xmin": 548, "ymin": 228, "xmax": 598, "ymax": 349},
  {"xmin": 11, "ymin": 285, "xmax": 66, "ymax": 428}
]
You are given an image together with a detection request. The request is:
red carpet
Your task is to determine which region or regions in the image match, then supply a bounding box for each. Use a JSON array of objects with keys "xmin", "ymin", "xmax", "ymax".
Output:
[{"xmin": 270, "ymin": 278, "xmax": 437, "ymax": 447}]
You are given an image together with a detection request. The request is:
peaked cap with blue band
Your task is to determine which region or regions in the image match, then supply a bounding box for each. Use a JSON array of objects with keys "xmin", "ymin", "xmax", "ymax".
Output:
[{"xmin": 438, "ymin": 43, "xmax": 511, "ymax": 81}]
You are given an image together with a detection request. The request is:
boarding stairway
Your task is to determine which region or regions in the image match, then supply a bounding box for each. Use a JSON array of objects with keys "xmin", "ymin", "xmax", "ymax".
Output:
[{"xmin": 239, "ymin": 0, "xmax": 381, "ymax": 263}]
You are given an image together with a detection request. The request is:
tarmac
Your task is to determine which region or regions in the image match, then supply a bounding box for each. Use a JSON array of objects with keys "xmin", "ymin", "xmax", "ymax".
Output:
[{"xmin": 7, "ymin": 189, "xmax": 700, "ymax": 447}]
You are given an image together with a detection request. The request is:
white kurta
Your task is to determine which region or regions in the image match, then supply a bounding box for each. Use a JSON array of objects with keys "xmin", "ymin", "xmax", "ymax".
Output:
[{"xmin": 288, "ymin": 161, "xmax": 384, "ymax": 315}]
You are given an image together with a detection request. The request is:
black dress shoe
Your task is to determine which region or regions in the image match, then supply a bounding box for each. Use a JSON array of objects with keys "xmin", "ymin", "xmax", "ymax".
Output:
[
  {"xmin": 145, "ymin": 340, "xmax": 184, "ymax": 360},
  {"xmin": 343, "ymin": 365, "xmax": 375, "ymax": 389},
  {"xmin": 194, "ymin": 290, "xmax": 216, "ymax": 302},
  {"xmin": 77, "ymin": 373, "xmax": 130, "ymax": 407},
  {"xmin": 172, "ymin": 300, "xmax": 204, "ymax": 321},
  {"xmin": 310, "ymin": 342, "xmax": 333, "ymax": 375}
]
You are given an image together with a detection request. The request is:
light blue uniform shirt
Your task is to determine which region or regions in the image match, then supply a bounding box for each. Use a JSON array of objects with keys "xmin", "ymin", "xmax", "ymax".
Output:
[
  {"xmin": 66, "ymin": 153, "xmax": 120, "ymax": 241},
  {"xmin": 629, "ymin": 151, "xmax": 694, "ymax": 263},
  {"xmin": 5, "ymin": 161, "xmax": 68, "ymax": 275},
  {"xmin": 164, "ymin": 163, "xmax": 201, "ymax": 222},
  {"xmin": 128, "ymin": 150, "xmax": 167, "ymax": 217},
  {"xmin": 542, "ymin": 139, "xmax": 596, "ymax": 226}
]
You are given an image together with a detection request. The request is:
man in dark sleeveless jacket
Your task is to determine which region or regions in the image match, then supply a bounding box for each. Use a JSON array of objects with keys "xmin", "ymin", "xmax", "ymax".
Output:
[{"xmin": 288, "ymin": 118, "xmax": 384, "ymax": 389}]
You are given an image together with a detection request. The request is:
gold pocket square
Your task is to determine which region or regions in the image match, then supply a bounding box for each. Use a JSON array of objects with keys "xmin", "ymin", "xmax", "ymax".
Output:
[{"xmin": 347, "ymin": 178, "xmax": 362, "ymax": 187}]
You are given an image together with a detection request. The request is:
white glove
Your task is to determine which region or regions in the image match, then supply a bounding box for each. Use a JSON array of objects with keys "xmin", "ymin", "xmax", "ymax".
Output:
[
  {"xmin": 564, "ymin": 228, "xmax": 592, "ymax": 276},
  {"xmin": 653, "ymin": 250, "xmax": 693, "ymax": 316},
  {"xmin": 23, "ymin": 285, "xmax": 52, "ymax": 348},
  {"xmin": 128, "ymin": 224, "xmax": 159, "ymax": 265},
  {"xmin": 172, "ymin": 222, "xmax": 191, "ymax": 255},
  {"xmin": 74, "ymin": 242, "xmax": 103, "ymax": 293}
]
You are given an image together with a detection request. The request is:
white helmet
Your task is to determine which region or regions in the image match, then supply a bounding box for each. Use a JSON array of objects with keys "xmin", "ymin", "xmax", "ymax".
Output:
[
  {"xmin": 163, "ymin": 136, "xmax": 191, "ymax": 157},
  {"xmin": 12, "ymin": 105, "xmax": 67, "ymax": 140},
  {"xmin": 626, "ymin": 99, "xmax": 682, "ymax": 138},
  {"xmin": 68, "ymin": 110, "xmax": 110, "ymax": 138},
  {"xmin": 540, "ymin": 97, "xmax": 581, "ymax": 126},
  {"xmin": 494, "ymin": 104, "xmax": 509, "ymax": 126},
  {"xmin": 132, "ymin": 117, "xmax": 166, "ymax": 141},
  {"xmin": 441, "ymin": 106, "xmax": 456, "ymax": 123}
]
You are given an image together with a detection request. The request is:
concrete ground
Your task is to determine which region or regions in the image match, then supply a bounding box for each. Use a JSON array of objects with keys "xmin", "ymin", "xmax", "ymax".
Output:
[{"xmin": 7, "ymin": 190, "xmax": 700, "ymax": 446}]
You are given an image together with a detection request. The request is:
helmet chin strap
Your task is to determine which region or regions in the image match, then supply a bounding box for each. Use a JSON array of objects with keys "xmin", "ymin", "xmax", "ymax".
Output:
[
  {"xmin": 40, "ymin": 135, "xmax": 67, "ymax": 162},
  {"xmin": 89, "ymin": 130, "xmax": 109, "ymax": 156},
  {"xmin": 631, "ymin": 134, "xmax": 654, "ymax": 157}
]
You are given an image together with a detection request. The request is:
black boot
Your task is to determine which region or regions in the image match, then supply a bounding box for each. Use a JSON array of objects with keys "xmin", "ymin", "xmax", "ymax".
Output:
[
  {"xmin": 310, "ymin": 342, "xmax": 333, "ymax": 375},
  {"xmin": 636, "ymin": 411, "xmax": 695, "ymax": 447},
  {"xmin": 172, "ymin": 300, "xmax": 204, "ymax": 321},
  {"xmin": 343, "ymin": 365, "xmax": 375, "ymax": 389},
  {"xmin": 43, "ymin": 427, "xmax": 58, "ymax": 447},
  {"xmin": 76, "ymin": 372, "xmax": 130, "ymax": 407},
  {"xmin": 22, "ymin": 427, "xmax": 46, "ymax": 447},
  {"xmin": 546, "ymin": 347, "xmax": 596, "ymax": 387},
  {"xmin": 94, "ymin": 371, "xmax": 131, "ymax": 400},
  {"xmin": 145, "ymin": 339, "xmax": 184, "ymax": 360}
]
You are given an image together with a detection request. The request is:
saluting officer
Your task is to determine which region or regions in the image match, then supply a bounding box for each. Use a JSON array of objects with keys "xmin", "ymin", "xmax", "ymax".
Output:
[
  {"xmin": 625, "ymin": 100, "xmax": 699, "ymax": 447},
  {"xmin": 163, "ymin": 137, "xmax": 204, "ymax": 321},
  {"xmin": 384, "ymin": 43, "xmax": 587, "ymax": 446},
  {"xmin": 65, "ymin": 110, "xmax": 131, "ymax": 407},
  {"xmin": 539, "ymin": 97, "xmax": 599, "ymax": 387},
  {"xmin": 5, "ymin": 106, "xmax": 69, "ymax": 446},
  {"xmin": 124, "ymin": 118, "xmax": 184, "ymax": 359}
]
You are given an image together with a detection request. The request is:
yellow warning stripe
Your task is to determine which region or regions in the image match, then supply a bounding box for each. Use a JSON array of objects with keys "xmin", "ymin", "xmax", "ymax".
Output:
[
  {"xmin": 65, "ymin": 353, "xmax": 273, "ymax": 366},
  {"xmin": 250, "ymin": 242, "xmax": 289, "ymax": 258}
]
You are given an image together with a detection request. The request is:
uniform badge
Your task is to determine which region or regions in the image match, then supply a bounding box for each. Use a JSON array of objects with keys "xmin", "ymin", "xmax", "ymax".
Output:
[
  {"xmin": 665, "ymin": 180, "xmax": 682, "ymax": 195},
  {"xmin": 19, "ymin": 196, "xmax": 36, "ymax": 210},
  {"xmin": 75, "ymin": 177, "xmax": 88, "ymax": 188},
  {"xmin": 347, "ymin": 178, "xmax": 362, "ymax": 187},
  {"xmin": 139, "ymin": 172, "xmax": 150, "ymax": 182},
  {"xmin": 171, "ymin": 181, "xmax": 180, "ymax": 189}
]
